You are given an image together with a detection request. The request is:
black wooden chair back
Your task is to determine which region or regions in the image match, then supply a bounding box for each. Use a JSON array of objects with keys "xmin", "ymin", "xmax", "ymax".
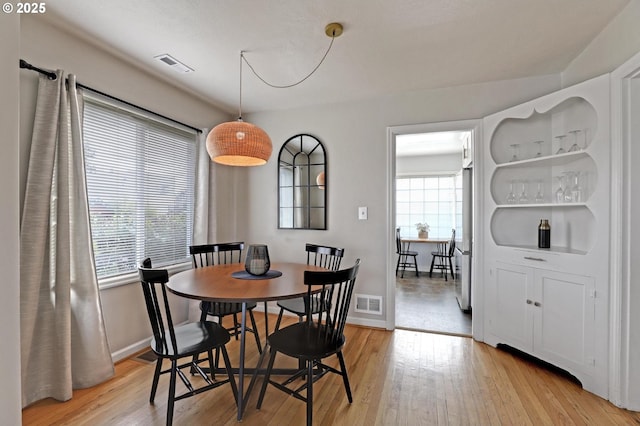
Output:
[
  {"xmin": 305, "ymin": 243, "xmax": 344, "ymax": 271},
  {"xmin": 138, "ymin": 258, "xmax": 177, "ymax": 355},
  {"xmin": 448, "ymin": 229, "xmax": 457, "ymax": 256},
  {"xmin": 189, "ymin": 242, "xmax": 262, "ymax": 354},
  {"xmin": 395, "ymin": 228, "xmax": 403, "ymax": 254},
  {"xmin": 190, "ymin": 242, "xmax": 244, "ymax": 267},
  {"xmin": 303, "ymin": 259, "xmax": 360, "ymax": 341}
]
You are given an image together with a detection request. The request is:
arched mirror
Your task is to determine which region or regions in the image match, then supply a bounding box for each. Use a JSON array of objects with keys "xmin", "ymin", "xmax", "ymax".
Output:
[{"xmin": 278, "ymin": 134, "xmax": 327, "ymax": 229}]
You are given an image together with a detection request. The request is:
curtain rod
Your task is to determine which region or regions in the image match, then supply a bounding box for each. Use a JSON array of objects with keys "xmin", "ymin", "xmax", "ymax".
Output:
[{"xmin": 19, "ymin": 59, "xmax": 202, "ymax": 134}]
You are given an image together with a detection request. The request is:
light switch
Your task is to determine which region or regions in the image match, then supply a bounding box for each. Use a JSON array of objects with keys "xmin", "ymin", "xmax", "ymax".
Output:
[{"xmin": 358, "ymin": 206, "xmax": 368, "ymax": 220}]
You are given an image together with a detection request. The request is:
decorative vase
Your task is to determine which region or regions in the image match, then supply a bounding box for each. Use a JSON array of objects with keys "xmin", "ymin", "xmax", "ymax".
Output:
[
  {"xmin": 418, "ymin": 231, "xmax": 428, "ymax": 239},
  {"xmin": 245, "ymin": 244, "xmax": 270, "ymax": 275}
]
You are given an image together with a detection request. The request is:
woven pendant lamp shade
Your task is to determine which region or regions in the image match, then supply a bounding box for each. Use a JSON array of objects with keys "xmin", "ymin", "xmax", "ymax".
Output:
[{"xmin": 206, "ymin": 120, "xmax": 273, "ymax": 166}]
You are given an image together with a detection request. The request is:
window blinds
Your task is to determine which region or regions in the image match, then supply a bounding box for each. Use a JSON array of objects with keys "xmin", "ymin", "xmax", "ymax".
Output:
[{"xmin": 83, "ymin": 97, "xmax": 197, "ymax": 280}]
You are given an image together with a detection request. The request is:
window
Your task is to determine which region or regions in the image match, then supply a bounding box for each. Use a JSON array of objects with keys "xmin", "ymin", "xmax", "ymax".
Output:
[
  {"xmin": 83, "ymin": 95, "xmax": 197, "ymax": 281},
  {"xmin": 396, "ymin": 175, "xmax": 460, "ymax": 239}
]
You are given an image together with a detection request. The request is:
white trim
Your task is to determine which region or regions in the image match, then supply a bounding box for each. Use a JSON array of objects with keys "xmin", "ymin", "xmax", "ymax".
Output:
[
  {"xmin": 111, "ymin": 338, "xmax": 151, "ymax": 363},
  {"xmin": 386, "ymin": 120, "xmax": 482, "ymax": 334},
  {"xmin": 99, "ymin": 261, "xmax": 192, "ymax": 290},
  {"xmin": 609, "ymin": 49, "xmax": 640, "ymax": 410}
]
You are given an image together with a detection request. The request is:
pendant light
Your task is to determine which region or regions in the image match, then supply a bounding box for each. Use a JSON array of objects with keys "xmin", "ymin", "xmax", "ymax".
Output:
[
  {"xmin": 206, "ymin": 22, "xmax": 344, "ymax": 167},
  {"xmin": 207, "ymin": 52, "xmax": 272, "ymax": 166}
]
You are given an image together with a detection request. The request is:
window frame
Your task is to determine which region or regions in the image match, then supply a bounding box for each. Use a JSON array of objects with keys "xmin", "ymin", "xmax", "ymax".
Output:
[
  {"xmin": 395, "ymin": 173, "xmax": 461, "ymax": 240},
  {"xmin": 82, "ymin": 92, "xmax": 198, "ymax": 288}
]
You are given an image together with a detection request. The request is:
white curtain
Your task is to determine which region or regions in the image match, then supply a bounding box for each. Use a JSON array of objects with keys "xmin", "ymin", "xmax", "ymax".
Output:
[
  {"xmin": 188, "ymin": 130, "xmax": 212, "ymax": 321},
  {"xmin": 20, "ymin": 72, "xmax": 114, "ymax": 406}
]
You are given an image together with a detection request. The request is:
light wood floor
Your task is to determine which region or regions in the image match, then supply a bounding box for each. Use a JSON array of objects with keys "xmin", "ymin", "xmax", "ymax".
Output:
[
  {"xmin": 23, "ymin": 313, "xmax": 640, "ymax": 425},
  {"xmin": 396, "ymin": 273, "xmax": 471, "ymax": 335}
]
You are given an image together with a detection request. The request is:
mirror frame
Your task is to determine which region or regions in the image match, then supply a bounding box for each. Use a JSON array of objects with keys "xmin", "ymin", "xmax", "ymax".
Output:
[{"xmin": 277, "ymin": 134, "xmax": 327, "ymax": 230}]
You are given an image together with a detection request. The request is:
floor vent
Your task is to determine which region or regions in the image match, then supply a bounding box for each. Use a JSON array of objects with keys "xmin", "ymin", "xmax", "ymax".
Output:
[{"xmin": 354, "ymin": 294, "xmax": 383, "ymax": 315}]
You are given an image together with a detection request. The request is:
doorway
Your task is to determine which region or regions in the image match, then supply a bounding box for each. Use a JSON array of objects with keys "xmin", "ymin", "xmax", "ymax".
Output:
[{"xmin": 387, "ymin": 120, "xmax": 480, "ymax": 336}]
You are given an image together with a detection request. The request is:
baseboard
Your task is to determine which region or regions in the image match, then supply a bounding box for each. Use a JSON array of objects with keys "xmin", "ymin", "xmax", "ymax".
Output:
[
  {"xmin": 256, "ymin": 301, "xmax": 388, "ymax": 329},
  {"xmin": 112, "ymin": 310, "xmax": 385, "ymax": 363},
  {"xmin": 111, "ymin": 338, "xmax": 151, "ymax": 363}
]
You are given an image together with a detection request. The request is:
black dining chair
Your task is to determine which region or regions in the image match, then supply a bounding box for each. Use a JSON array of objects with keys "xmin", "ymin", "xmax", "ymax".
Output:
[
  {"xmin": 256, "ymin": 259, "xmax": 361, "ymax": 426},
  {"xmin": 190, "ymin": 243, "xmax": 262, "ymax": 355},
  {"xmin": 273, "ymin": 243, "xmax": 345, "ymax": 331},
  {"xmin": 395, "ymin": 228, "xmax": 419, "ymax": 278},
  {"xmin": 138, "ymin": 258, "xmax": 238, "ymax": 426},
  {"xmin": 429, "ymin": 229, "xmax": 456, "ymax": 281}
]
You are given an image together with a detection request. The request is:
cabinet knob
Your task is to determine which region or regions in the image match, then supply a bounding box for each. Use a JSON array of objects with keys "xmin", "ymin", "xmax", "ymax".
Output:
[
  {"xmin": 534, "ymin": 301, "xmax": 542, "ymax": 307},
  {"xmin": 526, "ymin": 299, "xmax": 533, "ymax": 304}
]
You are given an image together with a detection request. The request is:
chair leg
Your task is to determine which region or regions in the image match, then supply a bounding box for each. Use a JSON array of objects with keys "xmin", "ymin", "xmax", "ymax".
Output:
[
  {"xmin": 166, "ymin": 359, "xmax": 178, "ymax": 426},
  {"xmin": 336, "ymin": 351, "xmax": 353, "ymax": 403},
  {"xmin": 395, "ymin": 256, "xmax": 401, "ymax": 277},
  {"xmin": 232, "ymin": 313, "xmax": 240, "ymax": 340},
  {"xmin": 256, "ymin": 349, "xmax": 278, "ymax": 409},
  {"xmin": 413, "ymin": 255, "xmax": 419, "ymax": 277},
  {"xmin": 400, "ymin": 255, "xmax": 406, "ymax": 278},
  {"xmin": 449, "ymin": 257, "xmax": 455, "ymax": 280},
  {"xmin": 443, "ymin": 256, "xmax": 448, "ymax": 281},
  {"xmin": 249, "ymin": 310, "xmax": 262, "ymax": 354},
  {"xmin": 150, "ymin": 357, "xmax": 163, "ymax": 403},
  {"xmin": 274, "ymin": 307, "xmax": 285, "ymax": 331},
  {"xmin": 306, "ymin": 358, "xmax": 314, "ymax": 426},
  {"xmin": 220, "ymin": 345, "xmax": 239, "ymax": 404},
  {"xmin": 429, "ymin": 255, "xmax": 436, "ymax": 277}
]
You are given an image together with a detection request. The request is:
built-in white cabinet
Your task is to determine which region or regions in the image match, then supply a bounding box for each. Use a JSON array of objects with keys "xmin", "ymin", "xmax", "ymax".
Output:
[
  {"xmin": 482, "ymin": 74, "xmax": 610, "ymax": 398},
  {"xmin": 486, "ymin": 261, "xmax": 599, "ymax": 391}
]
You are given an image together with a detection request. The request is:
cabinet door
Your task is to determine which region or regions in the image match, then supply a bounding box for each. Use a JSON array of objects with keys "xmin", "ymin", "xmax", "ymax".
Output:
[
  {"xmin": 532, "ymin": 269, "xmax": 595, "ymax": 374},
  {"xmin": 487, "ymin": 262, "xmax": 534, "ymax": 352}
]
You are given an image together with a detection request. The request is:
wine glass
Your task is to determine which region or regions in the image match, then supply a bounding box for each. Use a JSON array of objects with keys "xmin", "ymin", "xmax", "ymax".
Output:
[
  {"xmin": 583, "ymin": 128, "xmax": 590, "ymax": 150},
  {"xmin": 568, "ymin": 130, "xmax": 581, "ymax": 152},
  {"xmin": 535, "ymin": 180, "xmax": 544, "ymax": 203},
  {"xmin": 563, "ymin": 172, "xmax": 574, "ymax": 203},
  {"xmin": 554, "ymin": 175, "xmax": 565, "ymax": 203},
  {"xmin": 534, "ymin": 140, "xmax": 544, "ymax": 158},
  {"xmin": 555, "ymin": 135, "xmax": 566, "ymax": 155},
  {"xmin": 518, "ymin": 180, "xmax": 529, "ymax": 204},
  {"xmin": 570, "ymin": 171, "xmax": 583, "ymax": 202},
  {"xmin": 509, "ymin": 144, "xmax": 520, "ymax": 162},
  {"xmin": 506, "ymin": 180, "xmax": 517, "ymax": 204}
]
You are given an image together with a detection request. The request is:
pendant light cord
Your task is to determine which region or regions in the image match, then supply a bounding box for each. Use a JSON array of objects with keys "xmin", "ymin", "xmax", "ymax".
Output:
[{"xmin": 240, "ymin": 33, "xmax": 337, "ymax": 90}]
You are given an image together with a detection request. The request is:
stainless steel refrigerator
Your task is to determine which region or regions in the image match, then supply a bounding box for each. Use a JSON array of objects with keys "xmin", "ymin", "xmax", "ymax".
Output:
[{"xmin": 454, "ymin": 167, "xmax": 472, "ymax": 313}]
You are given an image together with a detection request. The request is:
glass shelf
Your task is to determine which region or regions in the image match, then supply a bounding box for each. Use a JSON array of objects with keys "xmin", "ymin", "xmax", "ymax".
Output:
[
  {"xmin": 495, "ymin": 202, "xmax": 588, "ymax": 208},
  {"xmin": 495, "ymin": 150, "xmax": 589, "ymax": 169}
]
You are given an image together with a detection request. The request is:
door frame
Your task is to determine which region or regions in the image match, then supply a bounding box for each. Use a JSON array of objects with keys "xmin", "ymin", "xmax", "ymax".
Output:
[
  {"xmin": 386, "ymin": 119, "xmax": 482, "ymax": 335},
  {"xmin": 610, "ymin": 50, "xmax": 640, "ymax": 410}
]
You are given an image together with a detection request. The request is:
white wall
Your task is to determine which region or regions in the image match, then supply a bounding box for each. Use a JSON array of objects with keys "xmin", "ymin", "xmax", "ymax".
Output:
[
  {"xmin": 396, "ymin": 152, "xmax": 461, "ymax": 175},
  {"xmin": 563, "ymin": 0, "xmax": 640, "ymax": 87},
  {"xmin": 243, "ymin": 74, "xmax": 561, "ymax": 326},
  {"xmin": 0, "ymin": 11, "xmax": 24, "ymax": 424},
  {"xmin": 19, "ymin": 15, "xmax": 234, "ymax": 361}
]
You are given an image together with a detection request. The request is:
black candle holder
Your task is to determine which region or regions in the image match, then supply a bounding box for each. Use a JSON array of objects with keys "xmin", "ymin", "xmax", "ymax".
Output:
[{"xmin": 245, "ymin": 244, "xmax": 271, "ymax": 276}]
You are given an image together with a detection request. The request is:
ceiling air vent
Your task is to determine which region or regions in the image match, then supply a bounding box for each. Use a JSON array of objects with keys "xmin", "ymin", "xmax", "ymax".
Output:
[{"xmin": 154, "ymin": 54, "xmax": 194, "ymax": 73}]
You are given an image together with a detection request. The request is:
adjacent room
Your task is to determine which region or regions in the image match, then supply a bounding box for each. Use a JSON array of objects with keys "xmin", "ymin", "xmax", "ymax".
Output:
[
  {"xmin": 4, "ymin": 1, "xmax": 640, "ymax": 424},
  {"xmin": 394, "ymin": 130, "xmax": 472, "ymax": 336}
]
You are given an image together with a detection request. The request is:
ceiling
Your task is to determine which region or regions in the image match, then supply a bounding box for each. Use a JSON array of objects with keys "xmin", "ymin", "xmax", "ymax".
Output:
[{"xmin": 43, "ymin": 0, "xmax": 628, "ymax": 115}]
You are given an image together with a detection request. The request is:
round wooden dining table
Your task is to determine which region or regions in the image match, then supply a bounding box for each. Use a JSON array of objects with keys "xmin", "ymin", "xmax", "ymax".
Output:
[{"xmin": 167, "ymin": 261, "xmax": 325, "ymax": 421}]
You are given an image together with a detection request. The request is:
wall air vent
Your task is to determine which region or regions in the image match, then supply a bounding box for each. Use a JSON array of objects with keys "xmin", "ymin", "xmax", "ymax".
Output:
[
  {"xmin": 154, "ymin": 54, "xmax": 194, "ymax": 73},
  {"xmin": 354, "ymin": 294, "xmax": 383, "ymax": 315}
]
